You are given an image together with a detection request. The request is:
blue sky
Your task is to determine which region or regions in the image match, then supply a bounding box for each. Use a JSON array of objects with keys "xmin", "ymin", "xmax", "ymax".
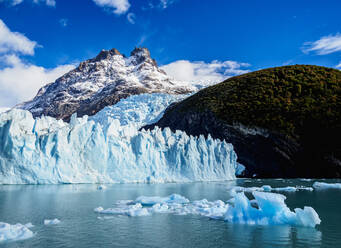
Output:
[{"xmin": 1, "ymin": 0, "xmax": 341, "ymax": 107}]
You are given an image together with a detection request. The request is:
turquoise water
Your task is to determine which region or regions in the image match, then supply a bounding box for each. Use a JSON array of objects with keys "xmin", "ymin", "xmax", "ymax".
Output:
[{"xmin": 0, "ymin": 179, "xmax": 340, "ymax": 248}]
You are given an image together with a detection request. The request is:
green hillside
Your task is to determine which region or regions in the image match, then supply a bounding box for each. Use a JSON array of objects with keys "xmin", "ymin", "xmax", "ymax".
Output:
[{"xmin": 173, "ymin": 65, "xmax": 341, "ymax": 139}]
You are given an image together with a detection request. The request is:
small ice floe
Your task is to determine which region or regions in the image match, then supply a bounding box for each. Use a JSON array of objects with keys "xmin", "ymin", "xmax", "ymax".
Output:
[
  {"xmin": 94, "ymin": 204, "xmax": 150, "ymax": 217},
  {"xmin": 97, "ymin": 185, "xmax": 107, "ymax": 190},
  {"xmin": 116, "ymin": 200, "xmax": 134, "ymax": 205},
  {"xmin": 0, "ymin": 222, "xmax": 34, "ymax": 242},
  {"xmin": 231, "ymin": 185, "xmax": 313, "ymax": 193},
  {"xmin": 135, "ymin": 194, "xmax": 189, "ymax": 205},
  {"xmin": 94, "ymin": 192, "xmax": 321, "ymax": 228},
  {"xmin": 44, "ymin": 219, "xmax": 61, "ymax": 225},
  {"xmin": 300, "ymin": 179, "xmax": 312, "ymax": 182},
  {"xmin": 313, "ymin": 182, "xmax": 341, "ymax": 190}
]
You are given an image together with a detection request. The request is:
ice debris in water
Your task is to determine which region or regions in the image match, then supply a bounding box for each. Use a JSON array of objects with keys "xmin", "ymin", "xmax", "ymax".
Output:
[
  {"xmin": 94, "ymin": 192, "xmax": 321, "ymax": 228},
  {"xmin": 0, "ymin": 222, "xmax": 34, "ymax": 242},
  {"xmin": 0, "ymin": 93, "xmax": 238, "ymax": 184},
  {"xmin": 231, "ymin": 185, "xmax": 313, "ymax": 194},
  {"xmin": 135, "ymin": 194, "xmax": 190, "ymax": 205},
  {"xmin": 97, "ymin": 185, "xmax": 107, "ymax": 190},
  {"xmin": 44, "ymin": 219, "xmax": 61, "ymax": 225},
  {"xmin": 313, "ymin": 182, "xmax": 341, "ymax": 190}
]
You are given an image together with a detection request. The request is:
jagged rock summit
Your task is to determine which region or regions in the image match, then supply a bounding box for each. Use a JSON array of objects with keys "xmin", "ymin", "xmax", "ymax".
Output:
[{"xmin": 18, "ymin": 47, "xmax": 194, "ymax": 121}]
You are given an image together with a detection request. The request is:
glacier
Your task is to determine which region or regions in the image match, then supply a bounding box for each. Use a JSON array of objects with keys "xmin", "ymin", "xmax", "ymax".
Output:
[
  {"xmin": 0, "ymin": 93, "xmax": 238, "ymax": 184},
  {"xmin": 94, "ymin": 192, "xmax": 321, "ymax": 228}
]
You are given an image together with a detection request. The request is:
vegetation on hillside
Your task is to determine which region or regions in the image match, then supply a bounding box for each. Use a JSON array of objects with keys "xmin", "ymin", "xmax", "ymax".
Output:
[{"xmin": 173, "ymin": 65, "xmax": 341, "ymax": 139}]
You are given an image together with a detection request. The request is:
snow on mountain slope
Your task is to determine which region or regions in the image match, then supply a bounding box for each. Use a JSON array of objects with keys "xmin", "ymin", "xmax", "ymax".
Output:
[
  {"xmin": 17, "ymin": 48, "xmax": 196, "ymax": 121},
  {"xmin": 0, "ymin": 94, "xmax": 238, "ymax": 184}
]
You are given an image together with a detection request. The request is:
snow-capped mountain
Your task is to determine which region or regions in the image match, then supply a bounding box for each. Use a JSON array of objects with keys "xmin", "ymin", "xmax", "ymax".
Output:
[{"xmin": 17, "ymin": 47, "xmax": 195, "ymax": 121}]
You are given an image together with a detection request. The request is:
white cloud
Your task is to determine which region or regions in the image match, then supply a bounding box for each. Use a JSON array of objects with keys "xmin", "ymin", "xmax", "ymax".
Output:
[
  {"xmin": 0, "ymin": 19, "xmax": 74, "ymax": 108},
  {"xmin": 32, "ymin": 0, "xmax": 55, "ymax": 7},
  {"xmin": 303, "ymin": 33, "xmax": 341, "ymax": 55},
  {"xmin": 159, "ymin": 0, "xmax": 175, "ymax": 9},
  {"xmin": 59, "ymin": 18, "xmax": 68, "ymax": 27},
  {"xmin": 0, "ymin": 55, "xmax": 75, "ymax": 108},
  {"xmin": 3, "ymin": 0, "xmax": 23, "ymax": 6},
  {"xmin": 127, "ymin": 13, "xmax": 135, "ymax": 24},
  {"xmin": 93, "ymin": 0, "xmax": 130, "ymax": 15},
  {"xmin": 161, "ymin": 60, "xmax": 250, "ymax": 84},
  {"xmin": 1, "ymin": 0, "xmax": 56, "ymax": 6},
  {"xmin": 144, "ymin": 0, "xmax": 176, "ymax": 10},
  {"xmin": 0, "ymin": 19, "xmax": 37, "ymax": 55},
  {"xmin": 336, "ymin": 62, "xmax": 341, "ymax": 69}
]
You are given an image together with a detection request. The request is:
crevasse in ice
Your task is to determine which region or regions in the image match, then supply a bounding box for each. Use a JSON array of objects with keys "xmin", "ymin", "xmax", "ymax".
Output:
[{"xmin": 0, "ymin": 93, "xmax": 238, "ymax": 184}]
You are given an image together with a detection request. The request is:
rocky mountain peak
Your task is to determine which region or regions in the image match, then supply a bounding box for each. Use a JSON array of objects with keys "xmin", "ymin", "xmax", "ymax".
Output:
[
  {"xmin": 17, "ymin": 47, "xmax": 197, "ymax": 121},
  {"xmin": 92, "ymin": 48, "xmax": 122, "ymax": 62}
]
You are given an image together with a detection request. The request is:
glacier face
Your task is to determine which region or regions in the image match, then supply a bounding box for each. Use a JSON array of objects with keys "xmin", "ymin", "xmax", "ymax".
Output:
[{"xmin": 0, "ymin": 93, "xmax": 238, "ymax": 184}]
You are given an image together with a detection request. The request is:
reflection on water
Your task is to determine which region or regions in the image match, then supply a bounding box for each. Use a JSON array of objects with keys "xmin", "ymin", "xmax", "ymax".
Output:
[{"xmin": 0, "ymin": 179, "xmax": 340, "ymax": 248}]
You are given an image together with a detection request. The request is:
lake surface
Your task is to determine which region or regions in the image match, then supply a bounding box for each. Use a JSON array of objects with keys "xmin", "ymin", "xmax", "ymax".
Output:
[{"xmin": 0, "ymin": 179, "xmax": 341, "ymax": 248}]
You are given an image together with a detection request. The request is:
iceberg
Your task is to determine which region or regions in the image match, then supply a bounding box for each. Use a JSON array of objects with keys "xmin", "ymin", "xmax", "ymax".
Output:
[
  {"xmin": 0, "ymin": 222, "xmax": 34, "ymax": 242},
  {"xmin": 0, "ymin": 93, "xmax": 238, "ymax": 184},
  {"xmin": 44, "ymin": 219, "xmax": 61, "ymax": 225},
  {"xmin": 225, "ymin": 192, "xmax": 320, "ymax": 227},
  {"xmin": 94, "ymin": 192, "xmax": 321, "ymax": 228},
  {"xmin": 313, "ymin": 182, "xmax": 341, "ymax": 190}
]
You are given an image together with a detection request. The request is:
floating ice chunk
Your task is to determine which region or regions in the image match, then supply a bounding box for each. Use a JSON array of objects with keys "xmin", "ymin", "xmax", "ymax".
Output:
[
  {"xmin": 313, "ymin": 182, "xmax": 341, "ymax": 190},
  {"xmin": 300, "ymin": 179, "xmax": 312, "ymax": 182},
  {"xmin": 0, "ymin": 222, "xmax": 34, "ymax": 242},
  {"xmin": 135, "ymin": 194, "xmax": 190, "ymax": 205},
  {"xmin": 232, "ymin": 185, "xmax": 314, "ymax": 193},
  {"xmin": 94, "ymin": 203, "xmax": 150, "ymax": 217},
  {"xmin": 44, "ymin": 219, "xmax": 61, "ymax": 225},
  {"xmin": 272, "ymin": 186, "xmax": 297, "ymax": 192},
  {"xmin": 225, "ymin": 192, "xmax": 321, "ymax": 227},
  {"xmin": 97, "ymin": 185, "xmax": 107, "ymax": 190},
  {"xmin": 262, "ymin": 185, "xmax": 272, "ymax": 192},
  {"xmin": 116, "ymin": 200, "xmax": 134, "ymax": 205},
  {"xmin": 95, "ymin": 192, "xmax": 320, "ymax": 228},
  {"xmin": 24, "ymin": 223, "xmax": 34, "ymax": 228},
  {"xmin": 97, "ymin": 216, "xmax": 115, "ymax": 220}
]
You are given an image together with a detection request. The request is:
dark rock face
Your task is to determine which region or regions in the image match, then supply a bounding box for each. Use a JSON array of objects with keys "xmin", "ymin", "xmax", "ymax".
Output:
[{"xmin": 145, "ymin": 104, "xmax": 341, "ymax": 178}]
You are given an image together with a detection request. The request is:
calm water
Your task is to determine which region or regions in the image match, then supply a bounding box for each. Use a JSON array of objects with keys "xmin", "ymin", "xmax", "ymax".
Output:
[{"xmin": 0, "ymin": 179, "xmax": 341, "ymax": 248}]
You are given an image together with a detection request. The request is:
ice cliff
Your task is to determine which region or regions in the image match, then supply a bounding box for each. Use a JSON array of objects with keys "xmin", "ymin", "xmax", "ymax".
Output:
[{"xmin": 0, "ymin": 94, "xmax": 238, "ymax": 184}]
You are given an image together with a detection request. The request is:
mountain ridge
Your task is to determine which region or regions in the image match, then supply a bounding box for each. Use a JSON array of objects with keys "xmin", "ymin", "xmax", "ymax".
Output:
[{"xmin": 17, "ymin": 47, "xmax": 195, "ymax": 121}]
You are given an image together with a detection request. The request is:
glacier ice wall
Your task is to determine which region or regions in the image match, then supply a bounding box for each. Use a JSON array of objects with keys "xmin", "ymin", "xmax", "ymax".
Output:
[{"xmin": 0, "ymin": 94, "xmax": 238, "ymax": 184}]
